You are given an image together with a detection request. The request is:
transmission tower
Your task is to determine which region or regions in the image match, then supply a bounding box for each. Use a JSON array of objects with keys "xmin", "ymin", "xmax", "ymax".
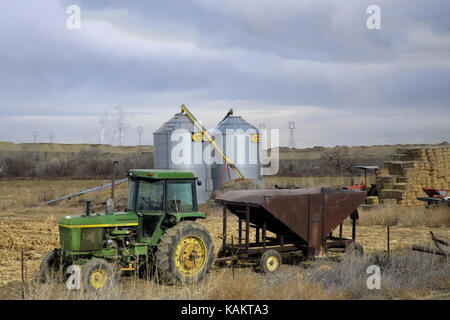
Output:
[
  {"xmin": 137, "ymin": 126, "xmax": 143, "ymax": 146},
  {"xmin": 32, "ymin": 131, "xmax": 38, "ymax": 143},
  {"xmin": 49, "ymin": 132, "xmax": 55, "ymax": 143},
  {"xmin": 288, "ymin": 121, "xmax": 296, "ymax": 148}
]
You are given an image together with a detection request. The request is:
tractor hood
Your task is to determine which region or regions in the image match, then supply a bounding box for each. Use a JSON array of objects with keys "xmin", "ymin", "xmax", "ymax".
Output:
[{"xmin": 59, "ymin": 211, "xmax": 138, "ymax": 228}]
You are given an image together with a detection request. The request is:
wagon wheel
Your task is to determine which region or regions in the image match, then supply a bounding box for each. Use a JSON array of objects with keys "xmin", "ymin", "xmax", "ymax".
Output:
[
  {"xmin": 215, "ymin": 246, "xmax": 234, "ymax": 268},
  {"xmin": 260, "ymin": 249, "xmax": 282, "ymax": 274},
  {"xmin": 345, "ymin": 242, "xmax": 364, "ymax": 258}
]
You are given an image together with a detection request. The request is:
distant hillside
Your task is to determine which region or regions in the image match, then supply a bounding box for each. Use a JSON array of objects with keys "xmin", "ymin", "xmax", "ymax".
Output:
[
  {"xmin": 0, "ymin": 142, "xmax": 153, "ymax": 178},
  {"xmin": 0, "ymin": 141, "xmax": 447, "ymax": 178},
  {"xmin": 0, "ymin": 142, "xmax": 153, "ymax": 154}
]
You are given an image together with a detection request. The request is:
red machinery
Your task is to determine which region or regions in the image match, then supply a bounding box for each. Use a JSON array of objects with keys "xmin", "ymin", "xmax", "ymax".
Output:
[
  {"xmin": 422, "ymin": 188, "xmax": 449, "ymax": 198},
  {"xmin": 346, "ymin": 166, "xmax": 379, "ymax": 195},
  {"xmin": 417, "ymin": 188, "xmax": 449, "ymax": 207}
]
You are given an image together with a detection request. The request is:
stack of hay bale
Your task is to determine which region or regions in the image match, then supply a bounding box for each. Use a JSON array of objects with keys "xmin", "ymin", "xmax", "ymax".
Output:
[{"xmin": 377, "ymin": 147, "xmax": 450, "ymax": 206}]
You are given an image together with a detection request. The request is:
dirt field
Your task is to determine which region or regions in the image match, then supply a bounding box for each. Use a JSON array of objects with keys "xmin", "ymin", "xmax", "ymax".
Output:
[{"xmin": 0, "ymin": 179, "xmax": 448, "ymax": 299}]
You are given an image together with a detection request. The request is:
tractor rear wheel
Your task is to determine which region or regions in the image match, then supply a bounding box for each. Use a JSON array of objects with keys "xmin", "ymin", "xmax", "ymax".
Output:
[
  {"xmin": 39, "ymin": 249, "xmax": 66, "ymax": 283},
  {"xmin": 156, "ymin": 221, "xmax": 214, "ymax": 285},
  {"xmin": 81, "ymin": 258, "xmax": 119, "ymax": 294},
  {"xmin": 260, "ymin": 249, "xmax": 282, "ymax": 274}
]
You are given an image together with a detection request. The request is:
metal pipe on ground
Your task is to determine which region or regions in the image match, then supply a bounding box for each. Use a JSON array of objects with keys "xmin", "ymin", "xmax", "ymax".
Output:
[{"xmin": 45, "ymin": 178, "xmax": 128, "ymax": 205}]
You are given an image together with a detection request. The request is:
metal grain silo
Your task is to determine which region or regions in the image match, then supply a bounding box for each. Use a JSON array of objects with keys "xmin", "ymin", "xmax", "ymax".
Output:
[
  {"xmin": 153, "ymin": 112, "xmax": 213, "ymax": 203},
  {"xmin": 211, "ymin": 115, "xmax": 262, "ymax": 190}
]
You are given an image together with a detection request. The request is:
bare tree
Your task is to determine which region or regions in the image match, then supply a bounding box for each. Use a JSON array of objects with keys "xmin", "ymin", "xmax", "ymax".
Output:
[{"xmin": 325, "ymin": 148, "xmax": 351, "ymax": 174}]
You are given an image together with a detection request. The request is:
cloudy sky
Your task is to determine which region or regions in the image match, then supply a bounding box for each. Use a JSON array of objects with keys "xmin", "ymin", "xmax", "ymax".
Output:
[{"xmin": 0, "ymin": 0, "xmax": 449, "ymax": 147}]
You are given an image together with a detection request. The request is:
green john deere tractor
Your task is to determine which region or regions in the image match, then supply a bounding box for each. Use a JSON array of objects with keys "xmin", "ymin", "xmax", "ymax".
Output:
[{"xmin": 40, "ymin": 169, "xmax": 215, "ymax": 291}]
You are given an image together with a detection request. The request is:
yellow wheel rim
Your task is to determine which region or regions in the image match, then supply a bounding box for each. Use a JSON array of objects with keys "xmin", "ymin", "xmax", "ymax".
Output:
[
  {"xmin": 266, "ymin": 256, "xmax": 279, "ymax": 272},
  {"xmin": 90, "ymin": 269, "xmax": 108, "ymax": 289},
  {"xmin": 175, "ymin": 235, "xmax": 207, "ymax": 276}
]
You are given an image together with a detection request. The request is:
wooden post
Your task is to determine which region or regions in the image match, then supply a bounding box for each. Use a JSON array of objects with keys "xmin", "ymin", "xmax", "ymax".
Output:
[
  {"xmin": 111, "ymin": 160, "xmax": 118, "ymax": 200},
  {"xmin": 387, "ymin": 225, "xmax": 390, "ymax": 256},
  {"xmin": 21, "ymin": 250, "xmax": 25, "ymax": 300},
  {"xmin": 339, "ymin": 223, "xmax": 343, "ymax": 240},
  {"xmin": 231, "ymin": 235, "xmax": 235, "ymax": 279}
]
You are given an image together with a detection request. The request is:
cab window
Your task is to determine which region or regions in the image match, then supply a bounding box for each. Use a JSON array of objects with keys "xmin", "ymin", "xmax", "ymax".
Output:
[
  {"xmin": 127, "ymin": 179, "xmax": 137, "ymax": 211},
  {"xmin": 166, "ymin": 180, "xmax": 195, "ymax": 212},
  {"xmin": 136, "ymin": 180, "xmax": 164, "ymax": 212}
]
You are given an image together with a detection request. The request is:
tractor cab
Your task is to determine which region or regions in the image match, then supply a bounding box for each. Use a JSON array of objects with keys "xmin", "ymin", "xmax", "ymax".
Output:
[{"xmin": 126, "ymin": 169, "xmax": 205, "ymax": 244}]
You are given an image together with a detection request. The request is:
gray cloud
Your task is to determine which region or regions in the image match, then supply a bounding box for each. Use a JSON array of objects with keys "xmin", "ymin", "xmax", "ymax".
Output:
[{"xmin": 0, "ymin": 0, "xmax": 448, "ymax": 146}]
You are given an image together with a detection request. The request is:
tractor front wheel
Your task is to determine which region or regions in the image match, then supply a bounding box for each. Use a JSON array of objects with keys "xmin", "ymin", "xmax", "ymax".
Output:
[
  {"xmin": 40, "ymin": 249, "xmax": 67, "ymax": 283},
  {"xmin": 81, "ymin": 258, "xmax": 119, "ymax": 294},
  {"xmin": 156, "ymin": 221, "xmax": 214, "ymax": 285}
]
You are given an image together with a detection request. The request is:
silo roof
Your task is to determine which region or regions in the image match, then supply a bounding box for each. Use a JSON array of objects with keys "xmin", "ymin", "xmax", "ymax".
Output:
[
  {"xmin": 217, "ymin": 115, "xmax": 257, "ymax": 132},
  {"xmin": 154, "ymin": 112, "xmax": 195, "ymax": 134}
]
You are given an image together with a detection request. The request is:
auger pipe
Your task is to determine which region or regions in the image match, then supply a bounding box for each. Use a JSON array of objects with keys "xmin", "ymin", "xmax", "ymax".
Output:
[{"xmin": 181, "ymin": 104, "xmax": 244, "ymax": 179}]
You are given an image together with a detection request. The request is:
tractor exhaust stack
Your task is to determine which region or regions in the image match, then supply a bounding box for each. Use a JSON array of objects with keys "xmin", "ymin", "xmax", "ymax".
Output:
[{"xmin": 84, "ymin": 199, "xmax": 92, "ymax": 216}]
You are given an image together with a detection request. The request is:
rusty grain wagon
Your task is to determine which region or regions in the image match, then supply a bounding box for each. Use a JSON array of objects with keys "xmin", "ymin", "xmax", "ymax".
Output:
[{"xmin": 214, "ymin": 187, "xmax": 366, "ymax": 273}]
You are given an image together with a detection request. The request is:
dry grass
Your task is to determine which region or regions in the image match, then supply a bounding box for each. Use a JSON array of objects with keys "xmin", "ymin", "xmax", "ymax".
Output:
[
  {"xmin": 15, "ymin": 249, "xmax": 449, "ymax": 300},
  {"xmin": 358, "ymin": 206, "xmax": 450, "ymax": 228}
]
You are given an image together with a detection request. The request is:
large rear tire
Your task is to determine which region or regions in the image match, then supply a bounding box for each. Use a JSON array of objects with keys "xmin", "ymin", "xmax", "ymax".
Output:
[{"xmin": 156, "ymin": 221, "xmax": 215, "ymax": 285}]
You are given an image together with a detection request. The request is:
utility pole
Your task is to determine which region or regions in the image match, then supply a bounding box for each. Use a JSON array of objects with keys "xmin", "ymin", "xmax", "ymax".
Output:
[
  {"xmin": 117, "ymin": 122, "xmax": 123, "ymax": 146},
  {"xmin": 137, "ymin": 126, "xmax": 143, "ymax": 146},
  {"xmin": 49, "ymin": 132, "xmax": 55, "ymax": 143},
  {"xmin": 32, "ymin": 131, "xmax": 38, "ymax": 143}
]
